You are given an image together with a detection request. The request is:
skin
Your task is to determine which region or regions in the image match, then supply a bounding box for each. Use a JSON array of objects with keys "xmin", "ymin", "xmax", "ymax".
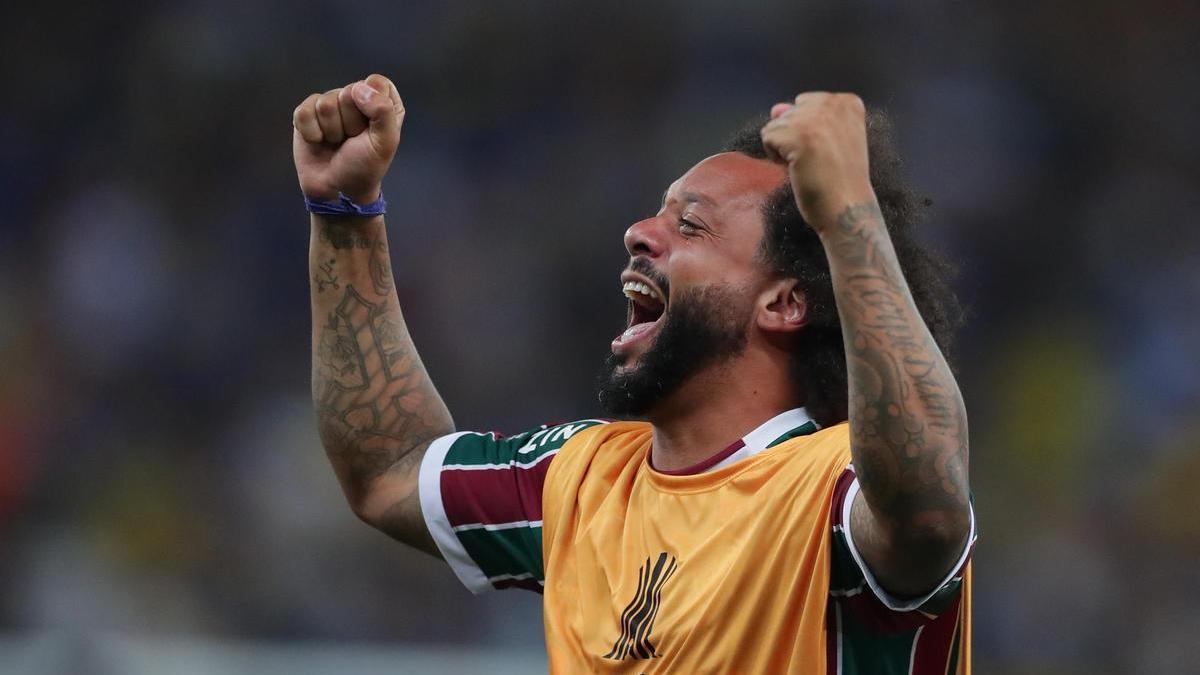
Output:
[
  {"xmin": 618, "ymin": 154, "xmax": 814, "ymax": 471},
  {"xmin": 296, "ymin": 76, "xmax": 449, "ymax": 558},
  {"xmin": 762, "ymin": 93, "xmax": 971, "ymax": 595},
  {"xmin": 294, "ymin": 78, "xmax": 970, "ymax": 596}
]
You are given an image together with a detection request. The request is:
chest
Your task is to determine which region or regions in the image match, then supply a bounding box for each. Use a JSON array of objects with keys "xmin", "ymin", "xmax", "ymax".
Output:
[{"xmin": 543, "ymin": 470, "xmax": 835, "ymax": 670}]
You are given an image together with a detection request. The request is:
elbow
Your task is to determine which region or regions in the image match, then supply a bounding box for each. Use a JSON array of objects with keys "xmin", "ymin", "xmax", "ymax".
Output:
[
  {"xmin": 345, "ymin": 483, "xmax": 404, "ymax": 532},
  {"xmin": 345, "ymin": 490, "xmax": 377, "ymax": 526},
  {"xmin": 890, "ymin": 504, "xmax": 972, "ymax": 572},
  {"xmin": 868, "ymin": 506, "xmax": 972, "ymax": 598}
]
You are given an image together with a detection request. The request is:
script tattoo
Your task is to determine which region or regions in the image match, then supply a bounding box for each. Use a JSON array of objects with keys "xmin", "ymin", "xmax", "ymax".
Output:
[
  {"xmin": 319, "ymin": 220, "xmax": 394, "ymax": 297},
  {"xmin": 319, "ymin": 220, "xmax": 376, "ymax": 250},
  {"xmin": 827, "ymin": 202, "xmax": 968, "ymax": 519}
]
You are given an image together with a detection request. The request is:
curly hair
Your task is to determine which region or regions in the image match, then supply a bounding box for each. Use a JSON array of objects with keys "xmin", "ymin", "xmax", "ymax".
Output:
[{"xmin": 723, "ymin": 111, "xmax": 965, "ymax": 428}]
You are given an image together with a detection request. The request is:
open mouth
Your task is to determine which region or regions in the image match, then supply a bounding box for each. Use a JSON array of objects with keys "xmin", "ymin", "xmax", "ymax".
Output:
[{"xmin": 612, "ymin": 276, "xmax": 667, "ymax": 356}]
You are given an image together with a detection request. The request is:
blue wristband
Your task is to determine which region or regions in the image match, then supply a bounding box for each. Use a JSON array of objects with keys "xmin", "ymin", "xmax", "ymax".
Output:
[{"xmin": 304, "ymin": 192, "xmax": 387, "ymax": 217}]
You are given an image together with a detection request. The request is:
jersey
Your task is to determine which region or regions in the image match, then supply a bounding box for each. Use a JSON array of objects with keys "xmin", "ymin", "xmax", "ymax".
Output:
[{"xmin": 418, "ymin": 408, "xmax": 975, "ymax": 673}]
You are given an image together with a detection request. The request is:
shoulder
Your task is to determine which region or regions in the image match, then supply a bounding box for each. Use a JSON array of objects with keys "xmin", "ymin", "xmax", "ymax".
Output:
[
  {"xmin": 544, "ymin": 420, "xmax": 651, "ymax": 489},
  {"xmin": 551, "ymin": 420, "xmax": 651, "ymax": 465},
  {"xmin": 763, "ymin": 421, "xmax": 853, "ymax": 479},
  {"xmin": 429, "ymin": 419, "xmax": 612, "ymax": 468},
  {"xmin": 810, "ymin": 421, "xmax": 850, "ymax": 447}
]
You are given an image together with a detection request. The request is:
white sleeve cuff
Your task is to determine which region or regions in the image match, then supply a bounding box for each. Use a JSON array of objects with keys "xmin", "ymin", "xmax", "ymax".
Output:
[
  {"xmin": 418, "ymin": 431, "xmax": 493, "ymax": 594},
  {"xmin": 841, "ymin": 477, "xmax": 976, "ymax": 612}
]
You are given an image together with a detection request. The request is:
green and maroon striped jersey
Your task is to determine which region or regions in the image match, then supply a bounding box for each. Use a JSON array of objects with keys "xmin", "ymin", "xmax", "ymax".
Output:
[
  {"xmin": 419, "ymin": 412, "xmax": 975, "ymax": 673},
  {"xmin": 827, "ymin": 466, "xmax": 977, "ymax": 674},
  {"xmin": 417, "ymin": 420, "xmax": 609, "ymax": 593}
]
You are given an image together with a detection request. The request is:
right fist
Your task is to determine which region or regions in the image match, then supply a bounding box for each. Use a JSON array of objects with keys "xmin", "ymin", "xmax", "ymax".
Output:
[{"xmin": 292, "ymin": 74, "xmax": 404, "ymax": 204}]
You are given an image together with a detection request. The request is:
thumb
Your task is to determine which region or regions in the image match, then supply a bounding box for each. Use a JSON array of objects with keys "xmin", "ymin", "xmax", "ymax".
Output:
[{"xmin": 352, "ymin": 75, "xmax": 404, "ymax": 154}]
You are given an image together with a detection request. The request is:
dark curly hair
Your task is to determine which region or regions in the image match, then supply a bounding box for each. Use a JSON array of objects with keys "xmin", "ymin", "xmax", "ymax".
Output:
[{"xmin": 723, "ymin": 111, "xmax": 965, "ymax": 428}]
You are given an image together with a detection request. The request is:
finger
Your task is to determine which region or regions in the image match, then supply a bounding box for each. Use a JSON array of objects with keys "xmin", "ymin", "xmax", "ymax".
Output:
[
  {"xmin": 366, "ymin": 73, "xmax": 405, "ymax": 117},
  {"xmin": 838, "ymin": 92, "xmax": 866, "ymax": 117},
  {"xmin": 792, "ymin": 91, "xmax": 827, "ymax": 106},
  {"xmin": 353, "ymin": 74, "xmax": 405, "ymax": 151},
  {"xmin": 760, "ymin": 126, "xmax": 784, "ymax": 164},
  {"xmin": 314, "ymin": 88, "xmax": 345, "ymax": 145},
  {"xmin": 337, "ymin": 83, "xmax": 369, "ymax": 137},
  {"xmin": 770, "ymin": 102, "xmax": 793, "ymax": 119},
  {"xmin": 293, "ymin": 93, "xmax": 323, "ymax": 144}
]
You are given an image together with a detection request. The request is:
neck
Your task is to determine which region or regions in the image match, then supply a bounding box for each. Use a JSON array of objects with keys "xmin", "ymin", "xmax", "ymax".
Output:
[{"xmin": 647, "ymin": 352, "xmax": 798, "ymax": 472}]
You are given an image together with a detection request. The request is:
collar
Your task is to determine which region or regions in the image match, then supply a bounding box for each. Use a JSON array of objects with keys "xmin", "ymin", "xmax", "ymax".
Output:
[{"xmin": 652, "ymin": 407, "xmax": 819, "ymax": 476}]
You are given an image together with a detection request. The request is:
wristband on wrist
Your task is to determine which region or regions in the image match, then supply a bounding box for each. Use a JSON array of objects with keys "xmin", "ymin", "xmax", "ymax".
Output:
[{"xmin": 304, "ymin": 192, "xmax": 387, "ymax": 217}]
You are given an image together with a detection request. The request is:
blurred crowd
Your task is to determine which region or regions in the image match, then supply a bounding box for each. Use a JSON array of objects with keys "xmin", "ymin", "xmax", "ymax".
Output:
[{"xmin": 1, "ymin": 1, "xmax": 1197, "ymax": 673}]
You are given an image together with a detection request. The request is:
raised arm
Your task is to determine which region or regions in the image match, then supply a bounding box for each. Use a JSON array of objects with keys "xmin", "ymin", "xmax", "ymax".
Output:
[
  {"xmin": 293, "ymin": 75, "xmax": 453, "ymax": 556},
  {"xmin": 762, "ymin": 94, "xmax": 971, "ymax": 597}
]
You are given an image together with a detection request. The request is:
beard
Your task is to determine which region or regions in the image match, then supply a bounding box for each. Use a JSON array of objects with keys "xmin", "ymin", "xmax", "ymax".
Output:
[{"xmin": 597, "ymin": 283, "xmax": 751, "ymax": 418}]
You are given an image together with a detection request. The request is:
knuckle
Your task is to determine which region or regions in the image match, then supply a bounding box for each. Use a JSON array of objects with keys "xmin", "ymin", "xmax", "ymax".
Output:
[
  {"xmin": 294, "ymin": 95, "xmax": 318, "ymax": 120},
  {"xmin": 315, "ymin": 94, "xmax": 338, "ymax": 116}
]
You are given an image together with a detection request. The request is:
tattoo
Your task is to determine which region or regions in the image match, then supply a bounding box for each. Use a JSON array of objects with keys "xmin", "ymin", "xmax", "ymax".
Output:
[
  {"xmin": 315, "ymin": 258, "xmax": 340, "ymax": 293},
  {"xmin": 318, "ymin": 220, "xmax": 394, "ymax": 297},
  {"xmin": 313, "ymin": 284, "xmax": 451, "ymax": 488},
  {"xmin": 369, "ymin": 238, "xmax": 394, "ymax": 297},
  {"xmin": 827, "ymin": 202, "xmax": 968, "ymax": 518},
  {"xmin": 319, "ymin": 220, "xmax": 376, "ymax": 250},
  {"xmin": 308, "ymin": 218, "xmax": 451, "ymax": 557}
]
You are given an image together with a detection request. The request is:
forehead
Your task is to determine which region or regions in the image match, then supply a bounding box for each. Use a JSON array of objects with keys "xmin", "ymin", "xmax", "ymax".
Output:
[{"xmin": 666, "ymin": 152, "xmax": 787, "ymax": 215}]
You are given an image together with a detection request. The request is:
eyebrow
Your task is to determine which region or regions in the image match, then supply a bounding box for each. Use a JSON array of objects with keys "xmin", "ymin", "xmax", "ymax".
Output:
[{"xmin": 660, "ymin": 189, "xmax": 716, "ymax": 209}]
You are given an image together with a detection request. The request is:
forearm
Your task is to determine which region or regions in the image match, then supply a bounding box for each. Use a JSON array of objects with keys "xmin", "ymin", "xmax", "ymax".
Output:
[
  {"xmin": 821, "ymin": 201, "xmax": 970, "ymax": 551},
  {"xmin": 310, "ymin": 214, "xmax": 454, "ymax": 522}
]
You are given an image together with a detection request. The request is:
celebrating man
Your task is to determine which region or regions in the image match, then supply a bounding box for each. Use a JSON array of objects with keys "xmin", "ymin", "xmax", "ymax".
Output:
[{"xmin": 294, "ymin": 73, "xmax": 974, "ymax": 673}]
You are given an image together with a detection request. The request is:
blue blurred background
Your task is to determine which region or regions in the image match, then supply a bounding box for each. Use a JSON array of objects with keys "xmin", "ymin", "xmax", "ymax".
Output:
[{"xmin": 1, "ymin": 1, "xmax": 1198, "ymax": 673}]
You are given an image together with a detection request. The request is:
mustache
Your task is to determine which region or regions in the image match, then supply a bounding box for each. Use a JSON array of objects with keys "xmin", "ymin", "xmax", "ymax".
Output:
[{"xmin": 626, "ymin": 257, "xmax": 670, "ymax": 299}]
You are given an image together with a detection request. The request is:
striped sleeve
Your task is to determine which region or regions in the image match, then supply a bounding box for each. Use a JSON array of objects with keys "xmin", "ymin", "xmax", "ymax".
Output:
[
  {"xmin": 826, "ymin": 466, "xmax": 976, "ymax": 674},
  {"xmin": 418, "ymin": 420, "xmax": 607, "ymax": 594},
  {"xmin": 831, "ymin": 466, "xmax": 976, "ymax": 618}
]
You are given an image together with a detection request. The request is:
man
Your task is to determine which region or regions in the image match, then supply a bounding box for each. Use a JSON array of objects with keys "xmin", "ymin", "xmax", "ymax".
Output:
[{"xmin": 294, "ymin": 74, "xmax": 974, "ymax": 673}]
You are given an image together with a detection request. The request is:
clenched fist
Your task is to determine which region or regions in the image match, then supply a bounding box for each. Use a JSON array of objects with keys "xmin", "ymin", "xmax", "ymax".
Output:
[
  {"xmin": 292, "ymin": 74, "xmax": 405, "ymax": 205},
  {"xmin": 760, "ymin": 92, "xmax": 876, "ymax": 231}
]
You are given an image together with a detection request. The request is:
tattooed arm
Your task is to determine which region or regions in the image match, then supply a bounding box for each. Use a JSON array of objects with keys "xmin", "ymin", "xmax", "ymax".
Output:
[
  {"xmin": 823, "ymin": 202, "xmax": 969, "ymax": 595},
  {"xmin": 295, "ymin": 75, "xmax": 453, "ymax": 556},
  {"xmin": 310, "ymin": 216, "xmax": 452, "ymax": 555},
  {"xmin": 763, "ymin": 94, "xmax": 970, "ymax": 596}
]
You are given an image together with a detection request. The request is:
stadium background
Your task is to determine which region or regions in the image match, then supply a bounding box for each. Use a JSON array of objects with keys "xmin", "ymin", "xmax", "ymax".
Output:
[{"xmin": 1, "ymin": 1, "xmax": 1198, "ymax": 673}]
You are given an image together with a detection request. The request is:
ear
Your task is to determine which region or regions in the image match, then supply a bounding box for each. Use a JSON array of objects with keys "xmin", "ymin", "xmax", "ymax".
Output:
[{"xmin": 756, "ymin": 280, "xmax": 808, "ymax": 334}]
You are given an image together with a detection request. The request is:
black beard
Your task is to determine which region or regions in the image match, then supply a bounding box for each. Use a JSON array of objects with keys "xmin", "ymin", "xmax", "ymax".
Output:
[{"xmin": 597, "ymin": 283, "xmax": 750, "ymax": 417}]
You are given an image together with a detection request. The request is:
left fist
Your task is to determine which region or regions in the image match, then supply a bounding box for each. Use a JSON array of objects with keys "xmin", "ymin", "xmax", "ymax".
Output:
[{"xmin": 761, "ymin": 92, "xmax": 875, "ymax": 231}]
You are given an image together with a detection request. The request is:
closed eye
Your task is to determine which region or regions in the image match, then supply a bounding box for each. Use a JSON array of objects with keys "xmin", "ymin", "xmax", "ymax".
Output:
[{"xmin": 679, "ymin": 218, "xmax": 701, "ymax": 235}]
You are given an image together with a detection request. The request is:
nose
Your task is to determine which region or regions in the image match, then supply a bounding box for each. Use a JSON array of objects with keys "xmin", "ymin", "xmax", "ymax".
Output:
[{"xmin": 624, "ymin": 216, "xmax": 667, "ymax": 258}]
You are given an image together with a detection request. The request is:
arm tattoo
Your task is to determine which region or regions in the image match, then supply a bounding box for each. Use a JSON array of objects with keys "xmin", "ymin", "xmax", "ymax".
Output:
[
  {"xmin": 309, "ymin": 217, "xmax": 453, "ymax": 552},
  {"xmin": 319, "ymin": 220, "xmax": 376, "ymax": 250},
  {"xmin": 315, "ymin": 258, "xmax": 340, "ymax": 293},
  {"xmin": 319, "ymin": 220, "xmax": 394, "ymax": 296},
  {"xmin": 826, "ymin": 202, "xmax": 969, "ymax": 522},
  {"xmin": 314, "ymin": 283, "xmax": 450, "ymax": 486},
  {"xmin": 369, "ymin": 239, "xmax": 394, "ymax": 296}
]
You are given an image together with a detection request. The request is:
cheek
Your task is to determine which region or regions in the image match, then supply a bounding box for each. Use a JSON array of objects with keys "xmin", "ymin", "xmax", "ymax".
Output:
[{"xmin": 667, "ymin": 245, "xmax": 761, "ymax": 292}]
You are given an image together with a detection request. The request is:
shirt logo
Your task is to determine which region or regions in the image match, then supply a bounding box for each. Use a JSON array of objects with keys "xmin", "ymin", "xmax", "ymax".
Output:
[{"xmin": 604, "ymin": 552, "xmax": 678, "ymax": 661}]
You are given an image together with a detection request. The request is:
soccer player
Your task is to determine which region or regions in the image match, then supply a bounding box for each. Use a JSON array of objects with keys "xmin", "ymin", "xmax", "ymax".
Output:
[{"xmin": 294, "ymin": 74, "xmax": 974, "ymax": 673}]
